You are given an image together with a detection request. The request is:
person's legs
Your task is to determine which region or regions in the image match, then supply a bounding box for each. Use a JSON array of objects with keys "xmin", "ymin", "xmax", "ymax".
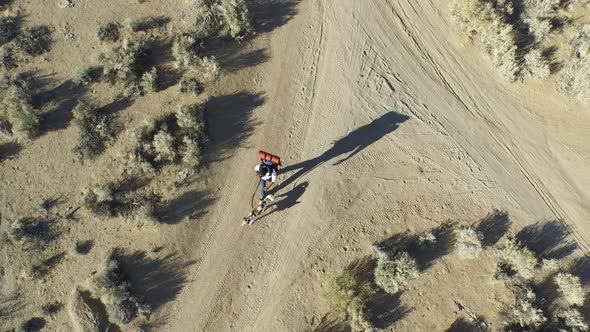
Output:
[{"xmin": 258, "ymin": 178, "xmax": 267, "ymax": 198}]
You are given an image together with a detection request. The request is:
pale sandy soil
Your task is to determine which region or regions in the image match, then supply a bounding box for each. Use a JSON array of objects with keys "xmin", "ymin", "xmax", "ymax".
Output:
[{"xmin": 1, "ymin": 0, "xmax": 589, "ymax": 331}]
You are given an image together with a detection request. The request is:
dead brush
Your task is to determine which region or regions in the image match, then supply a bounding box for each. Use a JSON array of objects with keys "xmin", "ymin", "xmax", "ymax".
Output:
[
  {"xmin": 82, "ymin": 178, "xmax": 159, "ymax": 224},
  {"xmin": 16, "ymin": 25, "xmax": 52, "ymax": 56},
  {"xmin": 0, "ymin": 74, "xmax": 40, "ymax": 140},
  {"xmin": 97, "ymin": 22, "xmax": 121, "ymax": 43},
  {"xmin": 455, "ymin": 227, "xmax": 483, "ymax": 259},
  {"xmin": 89, "ymin": 248, "xmax": 151, "ymax": 324},
  {"xmin": 72, "ymin": 101, "xmax": 120, "ymax": 161}
]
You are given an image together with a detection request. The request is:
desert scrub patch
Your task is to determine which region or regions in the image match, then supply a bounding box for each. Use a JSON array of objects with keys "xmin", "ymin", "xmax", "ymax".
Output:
[
  {"xmin": 82, "ymin": 178, "xmax": 159, "ymax": 224},
  {"xmin": 327, "ymin": 266, "xmax": 377, "ymax": 317},
  {"xmin": 372, "ymin": 246, "xmax": 418, "ymax": 294},
  {"xmin": 558, "ymin": 56, "xmax": 590, "ymax": 105},
  {"xmin": 122, "ymin": 103, "xmax": 207, "ymax": 174},
  {"xmin": 172, "ymin": 32, "xmax": 219, "ymax": 82},
  {"xmin": 72, "ymin": 68, "xmax": 100, "ymax": 87},
  {"xmin": 552, "ymin": 272, "xmax": 586, "ymax": 308},
  {"xmin": 97, "ymin": 22, "xmax": 121, "ymax": 43},
  {"xmin": 0, "ymin": 46, "xmax": 17, "ymax": 71},
  {"xmin": 16, "ymin": 25, "xmax": 52, "ymax": 56},
  {"xmin": 523, "ymin": 48, "xmax": 551, "ymax": 80},
  {"xmin": 100, "ymin": 38, "xmax": 158, "ymax": 97},
  {"xmin": 0, "ymin": 16, "xmax": 18, "ymax": 46},
  {"xmin": 346, "ymin": 297, "xmax": 376, "ymax": 332},
  {"xmin": 179, "ymin": 75, "xmax": 204, "ymax": 95},
  {"xmin": 451, "ymin": 0, "xmax": 521, "ymax": 81},
  {"xmin": 503, "ymin": 285, "xmax": 547, "ymax": 330},
  {"xmin": 455, "ymin": 227, "xmax": 483, "ymax": 258},
  {"xmin": 213, "ymin": 0, "xmax": 254, "ymax": 40},
  {"xmin": 72, "ymin": 101, "xmax": 120, "ymax": 160},
  {"xmin": 495, "ymin": 239, "xmax": 538, "ymax": 280},
  {"xmin": 5, "ymin": 217, "xmax": 57, "ymax": 250},
  {"xmin": 552, "ymin": 308, "xmax": 589, "ymax": 332},
  {"xmin": 89, "ymin": 248, "xmax": 151, "ymax": 324},
  {"xmin": 0, "ymin": 75, "xmax": 40, "ymax": 139}
]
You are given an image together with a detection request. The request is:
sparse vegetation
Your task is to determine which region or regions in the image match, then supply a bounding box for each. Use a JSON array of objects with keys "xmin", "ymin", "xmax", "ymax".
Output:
[
  {"xmin": 72, "ymin": 68, "xmax": 98, "ymax": 87},
  {"xmin": 16, "ymin": 25, "xmax": 52, "ymax": 56},
  {"xmin": 89, "ymin": 249, "xmax": 151, "ymax": 324},
  {"xmin": 503, "ymin": 285, "xmax": 547, "ymax": 330},
  {"xmin": 372, "ymin": 247, "xmax": 418, "ymax": 295},
  {"xmin": 558, "ymin": 53, "xmax": 590, "ymax": 105},
  {"xmin": 455, "ymin": 227, "xmax": 483, "ymax": 258},
  {"xmin": 328, "ymin": 265, "xmax": 376, "ymax": 317},
  {"xmin": 213, "ymin": 0, "xmax": 254, "ymax": 40},
  {"xmin": 524, "ymin": 48, "xmax": 550, "ymax": 80},
  {"xmin": 5, "ymin": 217, "xmax": 54, "ymax": 249},
  {"xmin": 172, "ymin": 33, "xmax": 219, "ymax": 82},
  {"xmin": 347, "ymin": 297, "xmax": 376, "ymax": 332},
  {"xmin": 97, "ymin": 22, "xmax": 121, "ymax": 42},
  {"xmin": 0, "ymin": 75, "xmax": 39, "ymax": 139},
  {"xmin": 553, "ymin": 272, "xmax": 585, "ymax": 309},
  {"xmin": 82, "ymin": 179, "xmax": 159, "ymax": 224},
  {"xmin": 122, "ymin": 103, "xmax": 206, "ymax": 174},
  {"xmin": 72, "ymin": 101, "xmax": 120, "ymax": 160}
]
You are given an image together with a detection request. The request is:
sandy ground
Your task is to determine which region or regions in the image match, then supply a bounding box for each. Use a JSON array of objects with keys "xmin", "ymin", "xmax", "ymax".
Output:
[
  {"xmin": 167, "ymin": 0, "xmax": 590, "ymax": 331},
  {"xmin": 1, "ymin": 0, "xmax": 589, "ymax": 331}
]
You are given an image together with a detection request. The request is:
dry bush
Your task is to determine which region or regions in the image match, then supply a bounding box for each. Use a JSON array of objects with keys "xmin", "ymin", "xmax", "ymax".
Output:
[
  {"xmin": 122, "ymin": 103, "xmax": 206, "ymax": 174},
  {"xmin": 525, "ymin": 17, "xmax": 552, "ymax": 43},
  {"xmin": 97, "ymin": 22, "xmax": 121, "ymax": 43},
  {"xmin": 558, "ymin": 56, "xmax": 590, "ymax": 105},
  {"xmin": 572, "ymin": 24, "xmax": 590, "ymax": 59},
  {"xmin": 553, "ymin": 308, "xmax": 589, "ymax": 332},
  {"xmin": 455, "ymin": 227, "xmax": 483, "ymax": 258},
  {"xmin": 72, "ymin": 68, "xmax": 99, "ymax": 87},
  {"xmin": 327, "ymin": 260, "xmax": 377, "ymax": 317},
  {"xmin": 346, "ymin": 297, "xmax": 376, "ymax": 332},
  {"xmin": 82, "ymin": 179, "xmax": 159, "ymax": 224},
  {"xmin": 452, "ymin": 0, "xmax": 521, "ymax": 81},
  {"xmin": 100, "ymin": 38, "xmax": 158, "ymax": 97},
  {"xmin": 524, "ymin": 0, "xmax": 561, "ymax": 17},
  {"xmin": 496, "ymin": 239, "xmax": 538, "ymax": 280},
  {"xmin": 372, "ymin": 247, "xmax": 418, "ymax": 294},
  {"xmin": 89, "ymin": 249, "xmax": 151, "ymax": 324},
  {"xmin": 72, "ymin": 101, "xmax": 120, "ymax": 160},
  {"xmin": 172, "ymin": 33, "xmax": 219, "ymax": 82},
  {"xmin": 0, "ymin": 46, "xmax": 16, "ymax": 71},
  {"xmin": 5, "ymin": 217, "xmax": 55, "ymax": 250},
  {"xmin": 16, "ymin": 25, "xmax": 52, "ymax": 56},
  {"xmin": 417, "ymin": 231, "xmax": 436, "ymax": 247},
  {"xmin": 503, "ymin": 285, "xmax": 547, "ymax": 329},
  {"xmin": 524, "ymin": 48, "xmax": 551, "ymax": 79},
  {"xmin": 0, "ymin": 75, "xmax": 39, "ymax": 139},
  {"xmin": 213, "ymin": 0, "xmax": 254, "ymax": 40},
  {"xmin": 0, "ymin": 16, "xmax": 18, "ymax": 46},
  {"xmin": 553, "ymin": 272, "xmax": 586, "ymax": 308},
  {"xmin": 179, "ymin": 75, "xmax": 204, "ymax": 95}
]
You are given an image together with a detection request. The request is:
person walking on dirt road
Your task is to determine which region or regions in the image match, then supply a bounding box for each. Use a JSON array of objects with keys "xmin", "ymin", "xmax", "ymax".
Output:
[{"xmin": 255, "ymin": 160, "xmax": 277, "ymax": 200}]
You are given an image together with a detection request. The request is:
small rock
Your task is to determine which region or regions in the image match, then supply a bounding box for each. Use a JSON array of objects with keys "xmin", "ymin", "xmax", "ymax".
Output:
[{"xmin": 57, "ymin": 0, "xmax": 74, "ymax": 8}]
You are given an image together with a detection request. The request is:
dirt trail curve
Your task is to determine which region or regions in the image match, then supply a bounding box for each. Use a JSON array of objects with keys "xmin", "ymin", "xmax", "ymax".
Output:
[{"xmin": 168, "ymin": 0, "xmax": 590, "ymax": 330}]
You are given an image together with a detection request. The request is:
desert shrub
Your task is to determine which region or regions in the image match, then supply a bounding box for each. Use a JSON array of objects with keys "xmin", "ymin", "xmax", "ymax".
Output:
[
  {"xmin": 72, "ymin": 68, "xmax": 99, "ymax": 87},
  {"xmin": 97, "ymin": 22, "xmax": 121, "ymax": 43},
  {"xmin": 5, "ymin": 217, "xmax": 55, "ymax": 250},
  {"xmin": 328, "ymin": 268, "xmax": 376, "ymax": 316},
  {"xmin": 540, "ymin": 258, "xmax": 560, "ymax": 273},
  {"xmin": 72, "ymin": 101, "xmax": 120, "ymax": 160},
  {"xmin": 346, "ymin": 298, "xmax": 376, "ymax": 332},
  {"xmin": 15, "ymin": 317, "xmax": 45, "ymax": 332},
  {"xmin": 82, "ymin": 179, "xmax": 159, "ymax": 224},
  {"xmin": 524, "ymin": 0, "xmax": 561, "ymax": 17},
  {"xmin": 558, "ymin": 56, "xmax": 590, "ymax": 105},
  {"xmin": 100, "ymin": 39, "xmax": 156, "ymax": 97},
  {"xmin": 572, "ymin": 25, "xmax": 590, "ymax": 59},
  {"xmin": 373, "ymin": 247, "xmax": 418, "ymax": 294},
  {"xmin": 72, "ymin": 240, "xmax": 93, "ymax": 255},
  {"xmin": 524, "ymin": 48, "xmax": 551, "ymax": 79},
  {"xmin": 451, "ymin": 0, "xmax": 521, "ymax": 81},
  {"xmin": 179, "ymin": 75, "xmax": 204, "ymax": 95},
  {"xmin": 213, "ymin": 0, "xmax": 254, "ymax": 40},
  {"xmin": 496, "ymin": 239, "xmax": 538, "ymax": 280},
  {"xmin": 172, "ymin": 33, "xmax": 219, "ymax": 82},
  {"xmin": 90, "ymin": 248, "xmax": 151, "ymax": 324},
  {"xmin": 0, "ymin": 46, "xmax": 16, "ymax": 70},
  {"xmin": 553, "ymin": 272, "xmax": 586, "ymax": 308},
  {"xmin": 553, "ymin": 308, "xmax": 589, "ymax": 332},
  {"xmin": 417, "ymin": 231, "xmax": 436, "ymax": 247},
  {"xmin": 16, "ymin": 25, "xmax": 52, "ymax": 56},
  {"xmin": 122, "ymin": 103, "xmax": 206, "ymax": 174},
  {"xmin": 0, "ymin": 17, "xmax": 18, "ymax": 46},
  {"xmin": 503, "ymin": 285, "xmax": 547, "ymax": 329},
  {"xmin": 525, "ymin": 17, "xmax": 552, "ymax": 43},
  {"xmin": 0, "ymin": 75, "xmax": 39, "ymax": 139},
  {"xmin": 455, "ymin": 227, "xmax": 483, "ymax": 258}
]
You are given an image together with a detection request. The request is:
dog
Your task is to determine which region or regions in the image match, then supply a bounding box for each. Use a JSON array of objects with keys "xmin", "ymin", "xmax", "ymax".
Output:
[{"xmin": 243, "ymin": 194, "xmax": 275, "ymax": 225}]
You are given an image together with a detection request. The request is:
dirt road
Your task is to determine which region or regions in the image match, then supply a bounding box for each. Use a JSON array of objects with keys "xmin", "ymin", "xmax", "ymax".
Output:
[{"xmin": 168, "ymin": 0, "xmax": 590, "ymax": 330}]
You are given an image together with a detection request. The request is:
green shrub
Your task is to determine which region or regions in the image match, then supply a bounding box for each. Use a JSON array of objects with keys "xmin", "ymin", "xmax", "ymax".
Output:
[
  {"xmin": 72, "ymin": 68, "xmax": 98, "ymax": 87},
  {"xmin": 179, "ymin": 75, "xmax": 204, "ymax": 95},
  {"xmin": 503, "ymin": 285, "xmax": 547, "ymax": 330},
  {"xmin": 16, "ymin": 25, "xmax": 52, "ymax": 56},
  {"xmin": 553, "ymin": 273, "xmax": 586, "ymax": 308},
  {"xmin": 373, "ymin": 247, "xmax": 418, "ymax": 294},
  {"xmin": 213, "ymin": 0, "xmax": 254, "ymax": 40},
  {"xmin": 72, "ymin": 101, "xmax": 120, "ymax": 160},
  {"xmin": 89, "ymin": 248, "xmax": 151, "ymax": 324},
  {"xmin": 524, "ymin": 48, "xmax": 551, "ymax": 80},
  {"xmin": 172, "ymin": 33, "xmax": 219, "ymax": 82},
  {"xmin": 0, "ymin": 75, "xmax": 39, "ymax": 139},
  {"xmin": 97, "ymin": 22, "xmax": 121, "ymax": 43},
  {"xmin": 496, "ymin": 239, "xmax": 538, "ymax": 280},
  {"xmin": 346, "ymin": 297, "xmax": 376, "ymax": 332}
]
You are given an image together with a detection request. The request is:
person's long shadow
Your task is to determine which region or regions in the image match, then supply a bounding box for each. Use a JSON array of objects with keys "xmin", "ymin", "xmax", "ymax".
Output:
[{"xmin": 275, "ymin": 111, "xmax": 410, "ymax": 192}]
